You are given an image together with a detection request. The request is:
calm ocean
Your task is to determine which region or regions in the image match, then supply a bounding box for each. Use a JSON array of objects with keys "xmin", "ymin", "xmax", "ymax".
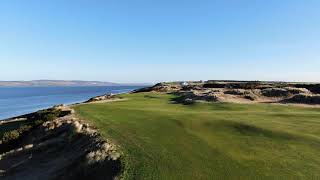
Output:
[{"xmin": 0, "ymin": 86, "xmax": 143, "ymax": 120}]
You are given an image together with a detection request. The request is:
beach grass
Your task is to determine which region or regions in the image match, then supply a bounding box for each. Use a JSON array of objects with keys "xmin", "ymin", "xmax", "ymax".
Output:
[{"xmin": 74, "ymin": 92, "xmax": 320, "ymax": 180}]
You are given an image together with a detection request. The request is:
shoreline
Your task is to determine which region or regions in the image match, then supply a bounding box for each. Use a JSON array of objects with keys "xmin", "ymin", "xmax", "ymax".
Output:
[
  {"xmin": 2, "ymin": 80, "xmax": 320, "ymax": 122},
  {"xmin": 0, "ymin": 90, "xmax": 136, "ymax": 122},
  {"xmin": 0, "ymin": 87, "xmax": 139, "ymax": 122}
]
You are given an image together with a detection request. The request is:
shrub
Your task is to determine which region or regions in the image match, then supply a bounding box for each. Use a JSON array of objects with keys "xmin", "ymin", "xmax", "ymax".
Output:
[
  {"xmin": 183, "ymin": 98, "xmax": 195, "ymax": 105},
  {"xmin": 18, "ymin": 125, "xmax": 32, "ymax": 134},
  {"xmin": 285, "ymin": 94, "xmax": 320, "ymax": 104},
  {"xmin": 203, "ymin": 83, "xmax": 226, "ymax": 88},
  {"xmin": 43, "ymin": 113, "xmax": 56, "ymax": 121},
  {"xmin": 34, "ymin": 120, "xmax": 44, "ymax": 126},
  {"xmin": 2, "ymin": 130, "xmax": 20, "ymax": 143},
  {"xmin": 244, "ymin": 94, "xmax": 257, "ymax": 101},
  {"xmin": 224, "ymin": 89, "xmax": 247, "ymax": 95},
  {"xmin": 41, "ymin": 110, "xmax": 60, "ymax": 121},
  {"xmin": 261, "ymin": 88, "xmax": 289, "ymax": 97},
  {"xmin": 284, "ymin": 87, "xmax": 310, "ymax": 95}
]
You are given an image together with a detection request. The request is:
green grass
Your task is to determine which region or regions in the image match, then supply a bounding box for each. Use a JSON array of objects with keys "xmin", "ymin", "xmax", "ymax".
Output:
[{"xmin": 74, "ymin": 92, "xmax": 320, "ymax": 180}]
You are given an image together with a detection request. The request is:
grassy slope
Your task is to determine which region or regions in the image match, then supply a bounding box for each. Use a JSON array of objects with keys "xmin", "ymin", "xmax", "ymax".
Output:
[{"xmin": 74, "ymin": 92, "xmax": 320, "ymax": 180}]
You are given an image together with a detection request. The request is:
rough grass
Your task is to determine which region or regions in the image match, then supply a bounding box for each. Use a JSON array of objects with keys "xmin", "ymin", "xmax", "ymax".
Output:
[
  {"xmin": 0, "ymin": 121, "xmax": 30, "ymax": 139},
  {"xmin": 74, "ymin": 92, "xmax": 320, "ymax": 180}
]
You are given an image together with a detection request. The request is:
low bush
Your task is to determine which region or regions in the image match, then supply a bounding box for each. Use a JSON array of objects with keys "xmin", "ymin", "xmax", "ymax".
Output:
[
  {"xmin": 284, "ymin": 87, "xmax": 310, "ymax": 95},
  {"xmin": 2, "ymin": 130, "xmax": 20, "ymax": 143},
  {"xmin": 285, "ymin": 94, "xmax": 320, "ymax": 104},
  {"xmin": 18, "ymin": 125, "xmax": 32, "ymax": 134},
  {"xmin": 224, "ymin": 89, "xmax": 247, "ymax": 95},
  {"xmin": 261, "ymin": 88, "xmax": 289, "ymax": 97},
  {"xmin": 244, "ymin": 94, "xmax": 257, "ymax": 101}
]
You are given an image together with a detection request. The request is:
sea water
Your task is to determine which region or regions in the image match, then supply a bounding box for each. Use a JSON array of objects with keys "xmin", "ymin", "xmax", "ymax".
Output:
[{"xmin": 0, "ymin": 86, "xmax": 143, "ymax": 120}]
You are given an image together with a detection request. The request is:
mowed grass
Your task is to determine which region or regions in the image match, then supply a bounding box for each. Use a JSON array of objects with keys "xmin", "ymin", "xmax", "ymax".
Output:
[{"xmin": 74, "ymin": 92, "xmax": 320, "ymax": 180}]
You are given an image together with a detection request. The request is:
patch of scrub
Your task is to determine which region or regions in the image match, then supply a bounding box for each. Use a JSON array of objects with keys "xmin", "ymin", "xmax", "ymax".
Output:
[{"xmin": 0, "ymin": 105, "xmax": 122, "ymax": 180}]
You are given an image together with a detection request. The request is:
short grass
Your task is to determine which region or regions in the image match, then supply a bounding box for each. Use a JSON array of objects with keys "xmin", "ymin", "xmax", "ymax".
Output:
[{"xmin": 74, "ymin": 92, "xmax": 320, "ymax": 180}]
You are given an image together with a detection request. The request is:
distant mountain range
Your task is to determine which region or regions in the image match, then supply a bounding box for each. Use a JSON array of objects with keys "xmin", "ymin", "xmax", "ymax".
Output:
[{"xmin": 0, "ymin": 80, "xmax": 151, "ymax": 87}]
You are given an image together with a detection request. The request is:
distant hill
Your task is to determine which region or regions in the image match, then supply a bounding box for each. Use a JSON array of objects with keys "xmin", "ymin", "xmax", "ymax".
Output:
[{"xmin": 0, "ymin": 80, "xmax": 150, "ymax": 87}]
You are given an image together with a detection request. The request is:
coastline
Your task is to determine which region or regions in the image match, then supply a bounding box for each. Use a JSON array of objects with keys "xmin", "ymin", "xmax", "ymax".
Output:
[
  {"xmin": 3, "ymin": 80, "xmax": 320, "ymax": 122},
  {"xmin": 0, "ymin": 93, "xmax": 130, "ymax": 123},
  {"xmin": 0, "ymin": 98, "xmax": 123, "ymax": 179},
  {"xmin": 0, "ymin": 87, "xmax": 141, "ymax": 122},
  {"xmin": 2, "ymin": 82, "xmax": 320, "ymax": 179},
  {"xmin": 0, "ymin": 88, "xmax": 141, "ymax": 177}
]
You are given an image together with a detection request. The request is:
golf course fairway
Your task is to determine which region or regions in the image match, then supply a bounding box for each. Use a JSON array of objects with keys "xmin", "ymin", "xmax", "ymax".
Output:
[{"xmin": 74, "ymin": 92, "xmax": 320, "ymax": 180}]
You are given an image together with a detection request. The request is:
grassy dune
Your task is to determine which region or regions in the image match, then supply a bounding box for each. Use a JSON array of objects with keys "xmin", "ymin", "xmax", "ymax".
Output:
[{"xmin": 74, "ymin": 92, "xmax": 320, "ymax": 180}]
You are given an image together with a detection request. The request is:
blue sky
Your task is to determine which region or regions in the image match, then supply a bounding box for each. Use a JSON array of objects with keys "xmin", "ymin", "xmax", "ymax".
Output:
[{"xmin": 1, "ymin": 0, "xmax": 319, "ymax": 83}]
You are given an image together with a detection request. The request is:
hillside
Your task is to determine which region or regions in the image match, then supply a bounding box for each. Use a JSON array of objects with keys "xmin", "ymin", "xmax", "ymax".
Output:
[
  {"xmin": 0, "ymin": 105, "xmax": 122, "ymax": 179},
  {"xmin": 134, "ymin": 81, "xmax": 320, "ymax": 105}
]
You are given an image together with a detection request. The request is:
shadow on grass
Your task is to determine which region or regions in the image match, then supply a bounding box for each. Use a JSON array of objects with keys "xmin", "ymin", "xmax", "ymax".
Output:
[
  {"xmin": 229, "ymin": 121, "xmax": 296, "ymax": 140},
  {"xmin": 144, "ymin": 95, "xmax": 160, "ymax": 99},
  {"xmin": 169, "ymin": 92, "xmax": 196, "ymax": 105}
]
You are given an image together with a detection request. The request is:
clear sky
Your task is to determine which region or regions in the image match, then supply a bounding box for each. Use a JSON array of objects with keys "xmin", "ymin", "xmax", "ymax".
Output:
[{"xmin": 1, "ymin": 0, "xmax": 319, "ymax": 83}]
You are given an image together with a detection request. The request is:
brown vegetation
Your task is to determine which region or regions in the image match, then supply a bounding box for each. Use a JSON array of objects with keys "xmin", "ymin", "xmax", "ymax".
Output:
[
  {"xmin": 134, "ymin": 81, "xmax": 320, "ymax": 105},
  {"xmin": 0, "ymin": 106, "xmax": 122, "ymax": 180}
]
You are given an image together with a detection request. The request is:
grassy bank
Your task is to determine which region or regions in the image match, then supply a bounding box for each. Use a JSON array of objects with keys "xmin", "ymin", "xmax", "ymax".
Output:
[{"xmin": 74, "ymin": 92, "xmax": 320, "ymax": 179}]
